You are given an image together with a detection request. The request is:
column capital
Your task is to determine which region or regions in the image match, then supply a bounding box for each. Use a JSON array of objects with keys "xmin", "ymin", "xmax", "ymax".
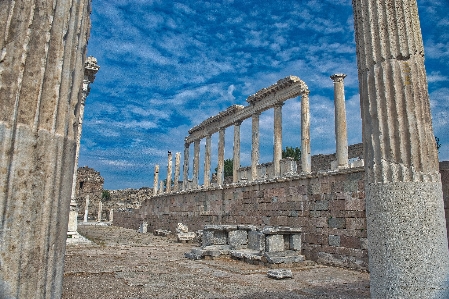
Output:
[
  {"xmin": 234, "ymin": 120, "xmax": 243, "ymax": 126},
  {"xmin": 301, "ymin": 90, "xmax": 310, "ymax": 97},
  {"xmin": 273, "ymin": 102, "xmax": 284, "ymax": 108},
  {"xmin": 330, "ymin": 73, "xmax": 347, "ymax": 82}
]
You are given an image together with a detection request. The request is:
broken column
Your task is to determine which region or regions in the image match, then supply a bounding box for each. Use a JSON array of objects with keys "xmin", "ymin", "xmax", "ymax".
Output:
[
  {"xmin": 0, "ymin": 1, "xmax": 92, "ymax": 296},
  {"xmin": 352, "ymin": 0, "xmax": 449, "ymax": 297},
  {"xmin": 84, "ymin": 195, "xmax": 90, "ymax": 223},
  {"xmin": 217, "ymin": 128, "xmax": 225, "ymax": 185},
  {"xmin": 273, "ymin": 103, "xmax": 283, "ymax": 177},
  {"xmin": 153, "ymin": 165, "xmax": 159, "ymax": 196},
  {"xmin": 204, "ymin": 135, "xmax": 211, "ymax": 188},
  {"xmin": 192, "ymin": 140, "xmax": 200, "ymax": 188},
  {"xmin": 301, "ymin": 91, "xmax": 311, "ymax": 173},
  {"xmin": 251, "ymin": 113, "xmax": 260, "ymax": 181},
  {"xmin": 166, "ymin": 151, "xmax": 172, "ymax": 193},
  {"xmin": 233, "ymin": 122, "xmax": 242, "ymax": 183},
  {"xmin": 174, "ymin": 152, "xmax": 181, "ymax": 191},
  {"xmin": 330, "ymin": 74, "xmax": 349, "ymax": 169},
  {"xmin": 183, "ymin": 142, "xmax": 190, "ymax": 190}
]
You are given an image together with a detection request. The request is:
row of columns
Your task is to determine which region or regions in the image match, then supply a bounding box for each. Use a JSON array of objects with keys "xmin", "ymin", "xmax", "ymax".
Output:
[{"xmin": 155, "ymin": 75, "xmax": 349, "ymax": 194}]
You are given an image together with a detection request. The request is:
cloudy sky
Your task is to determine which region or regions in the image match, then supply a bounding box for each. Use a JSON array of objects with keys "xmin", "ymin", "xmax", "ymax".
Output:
[{"xmin": 80, "ymin": 0, "xmax": 449, "ymax": 190}]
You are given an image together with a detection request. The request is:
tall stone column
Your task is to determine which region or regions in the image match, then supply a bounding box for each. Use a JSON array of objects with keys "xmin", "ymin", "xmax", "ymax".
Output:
[
  {"xmin": 273, "ymin": 103, "xmax": 283, "ymax": 177},
  {"xmin": 301, "ymin": 91, "xmax": 311, "ymax": 173},
  {"xmin": 183, "ymin": 142, "xmax": 190, "ymax": 190},
  {"xmin": 251, "ymin": 113, "xmax": 260, "ymax": 181},
  {"xmin": 159, "ymin": 181, "xmax": 164, "ymax": 194},
  {"xmin": 166, "ymin": 151, "xmax": 172, "ymax": 193},
  {"xmin": 0, "ymin": 1, "xmax": 92, "ymax": 297},
  {"xmin": 217, "ymin": 128, "xmax": 225, "ymax": 185},
  {"xmin": 352, "ymin": 1, "xmax": 449, "ymax": 297},
  {"xmin": 83, "ymin": 195, "xmax": 90, "ymax": 223},
  {"xmin": 193, "ymin": 140, "xmax": 200, "ymax": 188},
  {"xmin": 97, "ymin": 201, "xmax": 103, "ymax": 222},
  {"xmin": 331, "ymin": 74, "xmax": 349, "ymax": 169},
  {"xmin": 153, "ymin": 165, "xmax": 159, "ymax": 196},
  {"xmin": 204, "ymin": 135, "xmax": 212, "ymax": 188},
  {"xmin": 174, "ymin": 152, "xmax": 181, "ymax": 191},
  {"xmin": 233, "ymin": 122, "xmax": 242, "ymax": 183}
]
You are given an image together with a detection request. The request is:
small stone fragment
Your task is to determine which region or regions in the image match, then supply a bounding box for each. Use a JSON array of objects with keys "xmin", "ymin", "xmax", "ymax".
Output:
[{"xmin": 267, "ymin": 269, "xmax": 293, "ymax": 279}]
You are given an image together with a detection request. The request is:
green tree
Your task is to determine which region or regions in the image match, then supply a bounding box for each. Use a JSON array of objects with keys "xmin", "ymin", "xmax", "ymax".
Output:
[
  {"xmin": 215, "ymin": 158, "xmax": 234, "ymax": 178},
  {"xmin": 282, "ymin": 146, "xmax": 301, "ymax": 161},
  {"xmin": 101, "ymin": 189, "xmax": 111, "ymax": 201},
  {"xmin": 435, "ymin": 136, "xmax": 442, "ymax": 153}
]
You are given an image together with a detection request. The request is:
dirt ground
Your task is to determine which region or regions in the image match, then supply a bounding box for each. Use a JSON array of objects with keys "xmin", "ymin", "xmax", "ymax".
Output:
[{"xmin": 62, "ymin": 225, "xmax": 370, "ymax": 299}]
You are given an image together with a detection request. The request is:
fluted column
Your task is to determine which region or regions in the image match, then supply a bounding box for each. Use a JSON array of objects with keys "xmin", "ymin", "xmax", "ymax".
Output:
[
  {"xmin": 0, "ymin": 1, "xmax": 92, "ymax": 297},
  {"xmin": 193, "ymin": 140, "xmax": 200, "ymax": 188},
  {"xmin": 174, "ymin": 152, "xmax": 181, "ymax": 191},
  {"xmin": 166, "ymin": 151, "xmax": 172, "ymax": 193},
  {"xmin": 251, "ymin": 113, "xmax": 260, "ymax": 181},
  {"xmin": 352, "ymin": 1, "xmax": 449, "ymax": 297},
  {"xmin": 182, "ymin": 142, "xmax": 190, "ymax": 190},
  {"xmin": 233, "ymin": 122, "xmax": 242, "ymax": 183},
  {"xmin": 273, "ymin": 104, "xmax": 283, "ymax": 177},
  {"xmin": 301, "ymin": 91, "xmax": 311, "ymax": 173},
  {"xmin": 330, "ymin": 74, "xmax": 349, "ymax": 169},
  {"xmin": 204, "ymin": 135, "xmax": 212, "ymax": 188},
  {"xmin": 153, "ymin": 165, "xmax": 159, "ymax": 195},
  {"xmin": 217, "ymin": 128, "xmax": 225, "ymax": 185}
]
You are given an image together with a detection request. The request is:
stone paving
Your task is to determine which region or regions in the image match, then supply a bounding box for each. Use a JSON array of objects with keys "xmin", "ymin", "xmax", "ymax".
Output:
[{"xmin": 62, "ymin": 225, "xmax": 370, "ymax": 298}]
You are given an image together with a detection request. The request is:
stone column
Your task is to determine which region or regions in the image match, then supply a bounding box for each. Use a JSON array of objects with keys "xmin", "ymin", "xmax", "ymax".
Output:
[
  {"xmin": 84, "ymin": 195, "xmax": 90, "ymax": 223},
  {"xmin": 251, "ymin": 113, "xmax": 260, "ymax": 181},
  {"xmin": 204, "ymin": 135, "xmax": 212, "ymax": 188},
  {"xmin": 273, "ymin": 103, "xmax": 283, "ymax": 177},
  {"xmin": 193, "ymin": 140, "xmax": 200, "ymax": 188},
  {"xmin": 153, "ymin": 165, "xmax": 159, "ymax": 196},
  {"xmin": 352, "ymin": 1, "xmax": 449, "ymax": 297},
  {"xmin": 166, "ymin": 151, "xmax": 172, "ymax": 193},
  {"xmin": 217, "ymin": 128, "xmax": 225, "ymax": 185},
  {"xmin": 97, "ymin": 201, "xmax": 103, "ymax": 222},
  {"xmin": 159, "ymin": 181, "xmax": 164, "ymax": 194},
  {"xmin": 183, "ymin": 142, "xmax": 190, "ymax": 190},
  {"xmin": 233, "ymin": 122, "xmax": 242, "ymax": 183},
  {"xmin": 0, "ymin": 2, "xmax": 91, "ymax": 297},
  {"xmin": 109, "ymin": 209, "xmax": 114, "ymax": 223},
  {"xmin": 301, "ymin": 91, "xmax": 311, "ymax": 173},
  {"xmin": 330, "ymin": 74, "xmax": 348, "ymax": 169},
  {"xmin": 174, "ymin": 152, "xmax": 181, "ymax": 191}
]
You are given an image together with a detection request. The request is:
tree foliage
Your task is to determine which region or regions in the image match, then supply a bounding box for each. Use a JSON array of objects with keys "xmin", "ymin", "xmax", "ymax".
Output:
[
  {"xmin": 282, "ymin": 146, "xmax": 301, "ymax": 161},
  {"xmin": 215, "ymin": 158, "xmax": 234, "ymax": 178},
  {"xmin": 436, "ymin": 136, "xmax": 442, "ymax": 153},
  {"xmin": 101, "ymin": 189, "xmax": 111, "ymax": 201}
]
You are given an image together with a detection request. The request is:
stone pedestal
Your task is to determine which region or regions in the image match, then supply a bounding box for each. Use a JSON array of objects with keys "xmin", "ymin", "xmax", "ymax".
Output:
[
  {"xmin": 330, "ymin": 74, "xmax": 348, "ymax": 169},
  {"xmin": 301, "ymin": 91, "xmax": 311, "ymax": 173},
  {"xmin": 0, "ymin": 1, "xmax": 92, "ymax": 297},
  {"xmin": 352, "ymin": 0, "xmax": 449, "ymax": 297}
]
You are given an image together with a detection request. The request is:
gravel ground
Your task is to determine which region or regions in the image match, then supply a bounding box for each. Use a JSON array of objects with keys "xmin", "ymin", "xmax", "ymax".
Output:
[{"xmin": 62, "ymin": 225, "xmax": 370, "ymax": 299}]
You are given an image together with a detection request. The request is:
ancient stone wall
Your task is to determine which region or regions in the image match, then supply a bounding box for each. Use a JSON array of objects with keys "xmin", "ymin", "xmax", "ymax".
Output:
[
  {"xmin": 440, "ymin": 161, "xmax": 449, "ymax": 236},
  {"xmin": 75, "ymin": 166, "xmax": 104, "ymax": 221}
]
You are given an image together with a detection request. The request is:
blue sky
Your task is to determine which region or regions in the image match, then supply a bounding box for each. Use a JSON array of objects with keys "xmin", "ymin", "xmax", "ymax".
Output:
[{"xmin": 80, "ymin": 0, "xmax": 449, "ymax": 190}]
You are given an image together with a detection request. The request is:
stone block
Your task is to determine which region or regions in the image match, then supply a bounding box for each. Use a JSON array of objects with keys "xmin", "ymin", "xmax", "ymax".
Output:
[
  {"xmin": 329, "ymin": 235, "xmax": 340, "ymax": 247},
  {"xmin": 202, "ymin": 230, "xmax": 228, "ymax": 247},
  {"xmin": 229, "ymin": 230, "xmax": 248, "ymax": 249},
  {"xmin": 265, "ymin": 234, "xmax": 284, "ymax": 252},
  {"xmin": 289, "ymin": 234, "xmax": 302, "ymax": 251},
  {"xmin": 346, "ymin": 218, "xmax": 366, "ymax": 230},
  {"xmin": 340, "ymin": 235, "xmax": 361, "ymax": 249},
  {"xmin": 315, "ymin": 200, "xmax": 329, "ymax": 211},
  {"xmin": 267, "ymin": 269, "xmax": 293, "ymax": 279},
  {"xmin": 345, "ymin": 198, "xmax": 365, "ymax": 211},
  {"xmin": 328, "ymin": 217, "xmax": 346, "ymax": 229},
  {"xmin": 248, "ymin": 230, "xmax": 265, "ymax": 251}
]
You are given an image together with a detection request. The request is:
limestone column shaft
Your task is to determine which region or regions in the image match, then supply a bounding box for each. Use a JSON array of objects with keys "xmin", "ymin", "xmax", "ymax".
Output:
[
  {"xmin": 331, "ymin": 74, "xmax": 348, "ymax": 169},
  {"xmin": 83, "ymin": 195, "xmax": 90, "ymax": 223},
  {"xmin": 352, "ymin": 0, "xmax": 449, "ymax": 297},
  {"xmin": 153, "ymin": 165, "xmax": 159, "ymax": 195},
  {"xmin": 182, "ymin": 143, "xmax": 190, "ymax": 190},
  {"xmin": 251, "ymin": 113, "xmax": 260, "ymax": 181},
  {"xmin": 193, "ymin": 140, "xmax": 200, "ymax": 188},
  {"xmin": 204, "ymin": 135, "xmax": 212, "ymax": 188},
  {"xmin": 97, "ymin": 201, "xmax": 102, "ymax": 222},
  {"xmin": 301, "ymin": 91, "xmax": 311, "ymax": 173},
  {"xmin": 233, "ymin": 122, "xmax": 242, "ymax": 183},
  {"xmin": 174, "ymin": 152, "xmax": 181, "ymax": 191},
  {"xmin": 159, "ymin": 181, "xmax": 164, "ymax": 194},
  {"xmin": 217, "ymin": 128, "xmax": 225, "ymax": 185},
  {"xmin": 166, "ymin": 152, "xmax": 172, "ymax": 193},
  {"xmin": 273, "ymin": 104, "xmax": 283, "ymax": 177},
  {"xmin": 0, "ymin": 1, "xmax": 92, "ymax": 297}
]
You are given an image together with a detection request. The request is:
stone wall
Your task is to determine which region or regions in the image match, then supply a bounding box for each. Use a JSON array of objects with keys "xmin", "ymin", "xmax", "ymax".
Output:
[
  {"xmin": 75, "ymin": 166, "xmax": 104, "ymax": 220},
  {"xmin": 441, "ymin": 161, "xmax": 449, "ymax": 236}
]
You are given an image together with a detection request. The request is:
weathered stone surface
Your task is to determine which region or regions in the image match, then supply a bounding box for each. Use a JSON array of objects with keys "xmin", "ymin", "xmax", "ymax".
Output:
[
  {"xmin": 176, "ymin": 223, "xmax": 189, "ymax": 233},
  {"xmin": 265, "ymin": 235, "xmax": 284, "ymax": 252},
  {"xmin": 228, "ymin": 230, "xmax": 248, "ymax": 249},
  {"xmin": 264, "ymin": 251, "xmax": 305, "ymax": 264},
  {"xmin": 267, "ymin": 269, "xmax": 293, "ymax": 279},
  {"xmin": 0, "ymin": 1, "xmax": 92, "ymax": 297},
  {"xmin": 330, "ymin": 74, "xmax": 348, "ymax": 169},
  {"xmin": 329, "ymin": 235, "xmax": 341, "ymax": 247},
  {"xmin": 328, "ymin": 217, "xmax": 345, "ymax": 229},
  {"xmin": 248, "ymin": 230, "xmax": 265, "ymax": 252},
  {"xmin": 289, "ymin": 234, "xmax": 302, "ymax": 251},
  {"xmin": 177, "ymin": 232, "xmax": 196, "ymax": 242},
  {"xmin": 202, "ymin": 230, "xmax": 227, "ymax": 247}
]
